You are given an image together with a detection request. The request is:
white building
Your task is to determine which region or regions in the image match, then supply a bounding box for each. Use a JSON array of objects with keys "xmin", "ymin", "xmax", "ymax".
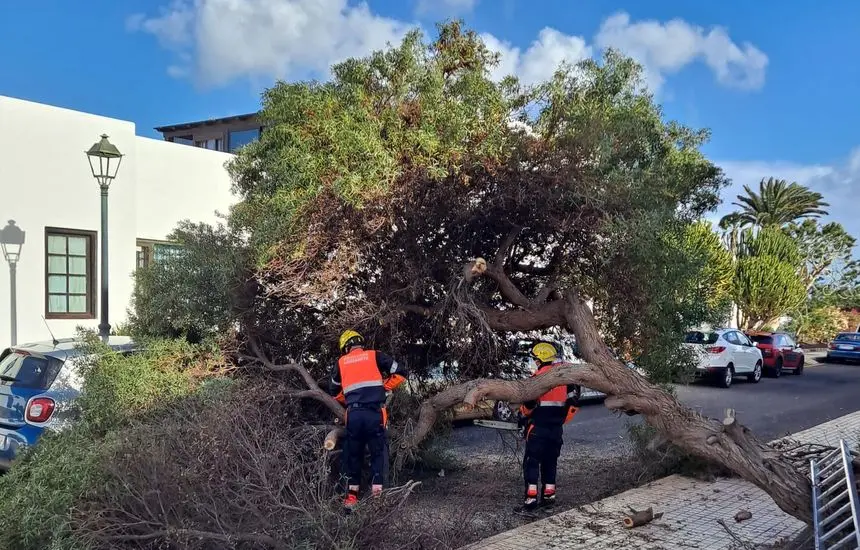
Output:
[{"xmin": 0, "ymin": 95, "xmax": 236, "ymax": 347}]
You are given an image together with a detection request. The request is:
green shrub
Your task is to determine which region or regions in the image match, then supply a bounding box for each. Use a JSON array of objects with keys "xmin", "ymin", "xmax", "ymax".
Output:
[
  {"xmin": 127, "ymin": 220, "xmax": 249, "ymax": 342},
  {"xmin": 0, "ymin": 335, "xmax": 218, "ymax": 550}
]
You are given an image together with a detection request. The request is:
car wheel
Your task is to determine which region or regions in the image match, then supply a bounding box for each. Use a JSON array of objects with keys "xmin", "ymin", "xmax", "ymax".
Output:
[
  {"xmin": 773, "ymin": 358, "xmax": 783, "ymax": 378},
  {"xmin": 718, "ymin": 365, "xmax": 734, "ymax": 388},
  {"xmin": 794, "ymin": 358, "xmax": 804, "ymax": 375},
  {"xmin": 748, "ymin": 361, "xmax": 762, "ymax": 383},
  {"xmin": 493, "ymin": 400, "xmax": 513, "ymax": 422}
]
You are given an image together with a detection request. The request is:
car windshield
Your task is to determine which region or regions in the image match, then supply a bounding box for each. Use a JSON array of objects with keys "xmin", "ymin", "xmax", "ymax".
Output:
[
  {"xmin": 684, "ymin": 331, "xmax": 719, "ymax": 345},
  {"xmin": 748, "ymin": 334, "xmax": 773, "ymax": 345},
  {"xmin": 834, "ymin": 333, "xmax": 860, "ymax": 342},
  {"xmin": 0, "ymin": 351, "xmax": 64, "ymax": 390}
]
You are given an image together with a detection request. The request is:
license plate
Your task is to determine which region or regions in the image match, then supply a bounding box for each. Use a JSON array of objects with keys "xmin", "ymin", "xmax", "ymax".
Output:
[
  {"xmin": 838, "ymin": 344, "xmax": 854, "ymax": 351},
  {"xmin": 0, "ymin": 435, "xmax": 8, "ymax": 452}
]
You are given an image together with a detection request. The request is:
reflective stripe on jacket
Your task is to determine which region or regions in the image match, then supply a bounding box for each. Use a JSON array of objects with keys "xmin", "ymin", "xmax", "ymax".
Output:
[
  {"xmin": 338, "ymin": 349, "xmax": 385, "ymax": 407},
  {"xmin": 524, "ymin": 363, "xmax": 578, "ymax": 428},
  {"xmin": 535, "ymin": 365, "xmax": 568, "ymax": 407}
]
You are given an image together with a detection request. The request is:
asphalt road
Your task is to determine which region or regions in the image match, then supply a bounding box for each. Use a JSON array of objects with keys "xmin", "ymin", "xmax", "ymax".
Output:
[{"xmin": 447, "ymin": 352, "xmax": 860, "ymax": 457}]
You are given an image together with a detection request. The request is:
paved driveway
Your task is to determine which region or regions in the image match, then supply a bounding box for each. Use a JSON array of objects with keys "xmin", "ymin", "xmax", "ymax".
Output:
[{"xmin": 447, "ymin": 352, "xmax": 860, "ymax": 455}]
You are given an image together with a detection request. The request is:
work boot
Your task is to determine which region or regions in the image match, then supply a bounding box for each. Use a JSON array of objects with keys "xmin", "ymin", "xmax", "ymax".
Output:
[
  {"xmin": 523, "ymin": 485, "xmax": 539, "ymax": 511},
  {"xmin": 343, "ymin": 490, "xmax": 359, "ymax": 512},
  {"xmin": 541, "ymin": 484, "xmax": 556, "ymax": 508}
]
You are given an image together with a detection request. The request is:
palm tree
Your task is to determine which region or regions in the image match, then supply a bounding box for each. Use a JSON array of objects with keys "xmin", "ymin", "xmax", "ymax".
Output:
[{"xmin": 719, "ymin": 177, "xmax": 829, "ymax": 228}]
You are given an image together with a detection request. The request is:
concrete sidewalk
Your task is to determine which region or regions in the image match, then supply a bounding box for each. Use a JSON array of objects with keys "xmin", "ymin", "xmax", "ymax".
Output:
[{"xmin": 462, "ymin": 410, "xmax": 860, "ymax": 550}]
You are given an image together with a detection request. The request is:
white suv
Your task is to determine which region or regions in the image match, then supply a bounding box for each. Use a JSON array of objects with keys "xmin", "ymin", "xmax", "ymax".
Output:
[{"xmin": 684, "ymin": 329, "xmax": 763, "ymax": 388}]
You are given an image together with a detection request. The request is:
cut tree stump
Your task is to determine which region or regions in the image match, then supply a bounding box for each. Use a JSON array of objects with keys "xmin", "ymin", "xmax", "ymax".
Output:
[
  {"xmin": 323, "ymin": 427, "xmax": 345, "ymax": 451},
  {"xmin": 734, "ymin": 509, "xmax": 752, "ymax": 523},
  {"xmin": 622, "ymin": 507, "xmax": 663, "ymax": 528}
]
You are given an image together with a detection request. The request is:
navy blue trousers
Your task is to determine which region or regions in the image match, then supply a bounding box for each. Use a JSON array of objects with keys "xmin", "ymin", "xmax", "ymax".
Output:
[
  {"xmin": 342, "ymin": 406, "xmax": 388, "ymax": 488},
  {"xmin": 523, "ymin": 424, "xmax": 563, "ymax": 489}
]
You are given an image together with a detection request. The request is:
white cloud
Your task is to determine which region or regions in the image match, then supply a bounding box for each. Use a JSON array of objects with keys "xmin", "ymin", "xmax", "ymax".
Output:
[
  {"xmin": 714, "ymin": 153, "xmax": 859, "ymax": 240},
  {"xmin": 131, "ymin": 3, "xmax": 766, "ymax": 95},
  {"xmin": 595, "ymin": 12, "xmax": 768, "ymax": 93},
  {"xmin": 127, "ymin": 0, "xmax": 413, "ymax": 86},
  {"xmin": 415, "ymin": 0, "xmax": 478, "ymax": 16},
  {"xmin": 480, "ymin": 28, "xmax": 592, "ymax": 85}
]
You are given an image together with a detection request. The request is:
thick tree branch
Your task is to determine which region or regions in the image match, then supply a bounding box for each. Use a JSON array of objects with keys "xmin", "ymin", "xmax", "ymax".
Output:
[
  {"xmin": 479, "ymin": 299, "xmax": 568, "ymax": 331},
  {"xmin": 559, "ymin": 286, "xmax": 814, "ymax": 524},
  {"xmin": 244, "ymin": 339, "xmax": 346, "ymax": 422},
  {"xmin": 494, "ymin": 226, "xmax": 523, "ymax": 267},
  {"xmin": 482, "ymin": 263, "xmax": 532, "ymax": 309},
  {"xmin": 400, "ymin": 282, "xmax": 815, "ymax": 525}
]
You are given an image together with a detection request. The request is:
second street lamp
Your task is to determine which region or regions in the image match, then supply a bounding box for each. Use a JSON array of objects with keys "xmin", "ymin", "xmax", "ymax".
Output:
[
  {"xmin": 0, "ymin": 220, "xmax": 25, "ymax": 345},
  {"xmin": 85, "ymin": 134, "xmax": 123, "ymax": 340}
]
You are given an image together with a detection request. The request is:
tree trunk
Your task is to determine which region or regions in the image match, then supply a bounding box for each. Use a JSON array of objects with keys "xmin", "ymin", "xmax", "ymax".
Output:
[
  {"xmin": 250, "ymin": 245, "xmax": 815, "ymax": 526},
  {"xmin": 404, "ymin": 287, "xmax": 813, "ymax": 525}
]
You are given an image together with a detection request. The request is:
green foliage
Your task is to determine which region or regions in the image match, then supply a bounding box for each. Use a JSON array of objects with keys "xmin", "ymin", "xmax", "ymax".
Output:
[
  {"xmin": 228, "ymin": 22, "xmax": 516, "ymax": 262},
  {"xmin": 786, "ymin": 219, "xmax": 856, "ymax": 289},
  {"xmin": 783, "ymin": 306, "xmax": 848, "ymax": 344},
  {"xmin": 0, "ymin": 334, "xmax": 211, "ymax": 550},
  {"xmin": 227, "ymin": 21, "xmax": 729, "ymax": 383},
  {"xmin": 722, "ymin": 177, "xmax": 829, "ymax": 228},
  {"xmin": 734, "ymin": 228, "xmax": 806, "ymax": 329},
  {"xmin": 73, "ymin": 334, "xmax": 210, "ymax": 433},
  {"xmin": 128, "ymin": 220, "xmax": 249, "ymax": 342},
  {"xmin": 597, "ymin": 217, "xmax": 730, "ymax": 383},
  {"xmin": 0, "ymin": 428, "xmax": 117, "ymax": 550},
  {"xmin": 683, "ymin": 221, "xmax": 734, "ymax": 312}
]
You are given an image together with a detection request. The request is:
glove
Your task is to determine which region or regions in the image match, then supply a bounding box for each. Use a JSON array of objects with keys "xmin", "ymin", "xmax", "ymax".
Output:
[{"xmin": 517, "ymin": 412, "xmax": 530, "ymax": 439}]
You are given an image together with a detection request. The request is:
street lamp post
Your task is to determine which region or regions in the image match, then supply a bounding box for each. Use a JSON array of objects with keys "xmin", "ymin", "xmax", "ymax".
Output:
[
  {"xmin": 0, "ymin": 220, "xmax": 25, "ymax": 345},
  {"xmin": 85, "ymin": 134, "xmax": 123, "ymax": 341}
]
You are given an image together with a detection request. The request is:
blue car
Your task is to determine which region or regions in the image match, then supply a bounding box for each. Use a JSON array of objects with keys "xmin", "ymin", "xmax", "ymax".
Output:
[
  {"xmin": 0, "ymin": 336, "xmax": 136, "ymax": 471},
  {"xmin": 825, "ymin": 332, "xmax": 860, "ymax": 364}
]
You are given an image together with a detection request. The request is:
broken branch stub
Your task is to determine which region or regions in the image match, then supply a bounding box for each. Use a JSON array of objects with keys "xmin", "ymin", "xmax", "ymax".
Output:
[
  {"xmin": 323, "ymin": 428, "xmax": 345, "ymax": 451},
  {"xmin": 623, "ymin": 507, "xmax": 663, "ymax": 528}
]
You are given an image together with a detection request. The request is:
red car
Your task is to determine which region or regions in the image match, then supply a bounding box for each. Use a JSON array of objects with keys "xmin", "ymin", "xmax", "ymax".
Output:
[{"xmin": 745, "ymin": 331, "xmax": 805, "ymax": 377}]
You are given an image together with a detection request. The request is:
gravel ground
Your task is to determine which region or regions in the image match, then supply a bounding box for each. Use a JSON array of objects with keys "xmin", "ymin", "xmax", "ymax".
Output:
[{"xmin": 388, "ymin": 442, "xmax": 661, "ymax": 549}]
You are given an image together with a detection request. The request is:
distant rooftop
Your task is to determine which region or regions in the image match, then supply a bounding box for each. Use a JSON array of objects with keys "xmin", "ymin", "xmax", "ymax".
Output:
[
  {"xmin": 154, "ymin": 112, "xmax": 263, "ymax": 153},
  {"xmin": 154, "ymin": 112, "xmax": 259, "ymax": 133}
]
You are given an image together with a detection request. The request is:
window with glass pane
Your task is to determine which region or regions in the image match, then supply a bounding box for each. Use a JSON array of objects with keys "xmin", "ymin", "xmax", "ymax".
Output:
[
  {"xmin": 228, "ymin": 128, "xmax": 260, "ymax": 152},
  {"xmin": 45, "ymin": 229, "xmax": 94, "ymax": 318},
  {"xmin": 153, "ymin": 243, "xmax": 183, "ymax": 263},
  {"xmin": 194, "ymin": 138, "xmax": 222, "ymax": 151}
]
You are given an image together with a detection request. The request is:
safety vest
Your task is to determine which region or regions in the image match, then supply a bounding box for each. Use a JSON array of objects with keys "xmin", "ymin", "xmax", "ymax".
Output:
[
  {"xmin": 338, "ymin": 348, "xmax": 384, "ymax": 395},
  {"xmin": 535, "ymin": 363, "xmax": 568, "ymax": 407}
]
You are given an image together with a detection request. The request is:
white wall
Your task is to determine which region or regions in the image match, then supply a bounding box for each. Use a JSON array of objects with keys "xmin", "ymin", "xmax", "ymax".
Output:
[
  {"xmin": 134, "ymin": 137, "xmax": 234, "ymax": 241},
  {"xmin": 0, "ymin": 95, "xmax": 236, "ymax": 347}
]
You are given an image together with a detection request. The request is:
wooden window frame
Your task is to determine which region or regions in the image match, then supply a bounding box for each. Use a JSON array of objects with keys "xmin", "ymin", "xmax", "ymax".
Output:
[
  {"xmin": 136, "ymin": 238, "xmax": 182, "ymax": 270},
  {"xmin": 44, "ymin": 227, "xmax": 97, "ymax": 320}
]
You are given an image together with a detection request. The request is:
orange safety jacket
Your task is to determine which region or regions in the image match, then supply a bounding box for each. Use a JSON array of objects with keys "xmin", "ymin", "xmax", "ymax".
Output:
[
  {"xmin": 331, "ymin": 347, "xmax": 407, "ymax": 408},
  {"xmin": 519, "ymin": 363, "xmax": 579, "ymax": 427}
]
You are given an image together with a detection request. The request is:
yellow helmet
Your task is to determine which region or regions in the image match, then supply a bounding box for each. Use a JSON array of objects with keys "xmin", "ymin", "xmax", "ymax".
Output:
[
  {"xmin": 339, "ymin": 330, "xmax": 364, "ymax": 353},
  {"xmin": 530, "ymin": 342, "xmax": 558, "ymax": 364}
]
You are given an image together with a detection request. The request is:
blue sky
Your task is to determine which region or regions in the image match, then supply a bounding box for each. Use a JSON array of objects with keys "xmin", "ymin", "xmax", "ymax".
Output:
[{"xmin": 2, "ymin": 0, "xmax": 859, "ymax": 235}]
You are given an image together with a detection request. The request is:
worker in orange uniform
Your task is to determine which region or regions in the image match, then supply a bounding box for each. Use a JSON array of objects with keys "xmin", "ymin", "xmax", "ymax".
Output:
[
  {"xmin": 329, "ymin": 329, "xmax": 407, "ymax": 511},
  {"xmin": 518, "ymin": 341, "xmax": 579, "ymax": 511}
]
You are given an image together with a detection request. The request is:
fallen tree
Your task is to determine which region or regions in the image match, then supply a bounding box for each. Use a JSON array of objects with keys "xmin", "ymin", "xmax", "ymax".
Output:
[
  {"xmin": 246, "ymin": 252, "xmax": 823, "ymax": 523},
  {"xmin": 216, "ymin": 21, "xmax": 837, "ymax": 527}
]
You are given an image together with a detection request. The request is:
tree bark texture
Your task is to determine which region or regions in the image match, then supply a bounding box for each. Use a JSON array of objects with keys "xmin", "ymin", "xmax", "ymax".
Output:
[
  {"xmin": 253, "ymin": 235, "xmax": 816, "ymax": 525},
  {"xmin": 402, "ymin": 256, "xmax": 814, "ymax": 525},
  {"xmin": 623, "ymin": 507, "xmax": 662, "ymax": 528}
]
